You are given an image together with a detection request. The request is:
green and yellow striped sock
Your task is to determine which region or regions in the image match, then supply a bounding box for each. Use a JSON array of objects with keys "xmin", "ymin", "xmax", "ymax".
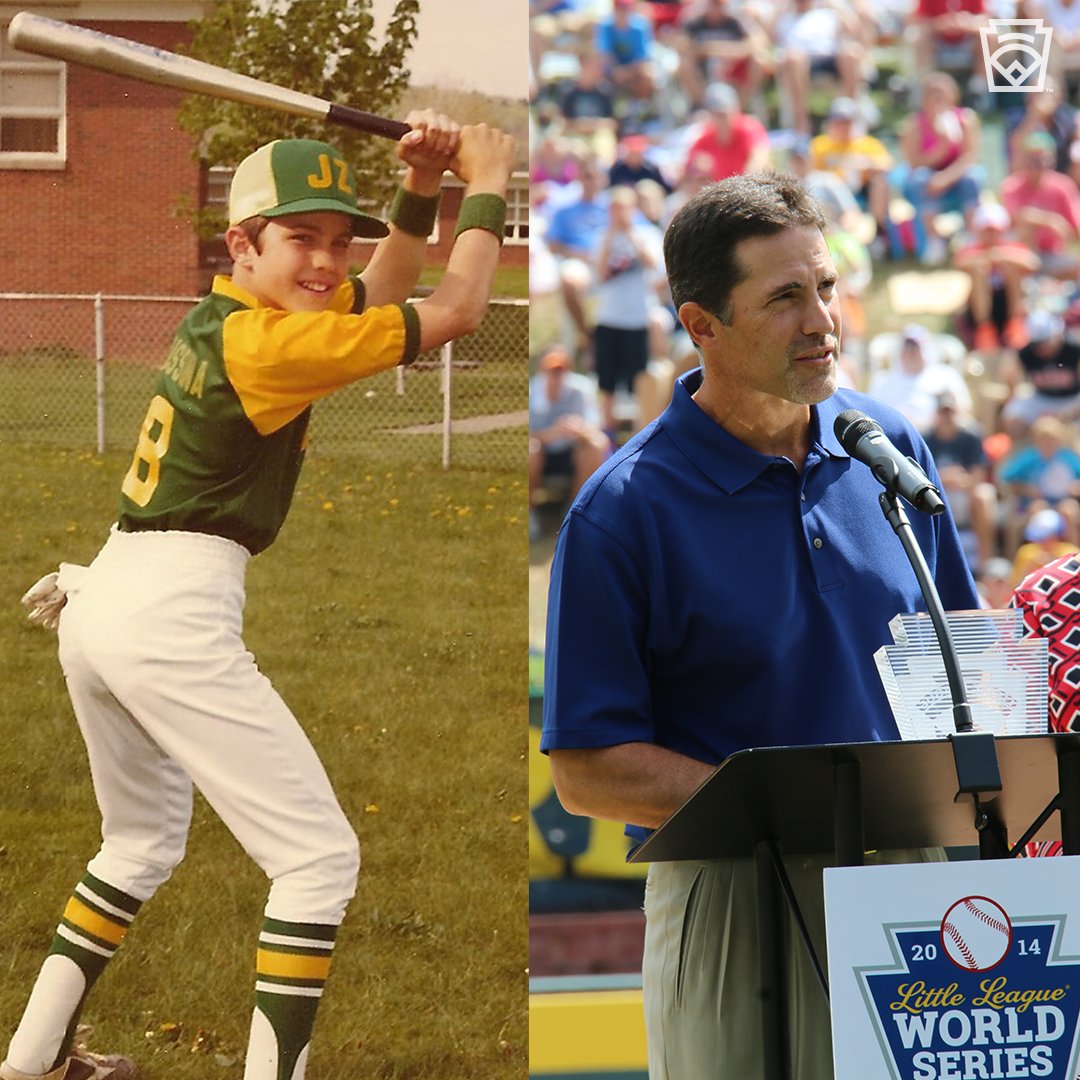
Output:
[
  {"xmin": 49, "ymin": 872, "xmax": 142, "ymax": 1066},
  {"xmin": 50, "ymin": 872, "xmax": 141, "ymax": 972},
  {"xmin": 244, "ymin": 918, "xmax": 339, "ymax": 1080},
  {"xmin": 6, "ymin": 873, "xmax": 141, "ymax": 1074}
]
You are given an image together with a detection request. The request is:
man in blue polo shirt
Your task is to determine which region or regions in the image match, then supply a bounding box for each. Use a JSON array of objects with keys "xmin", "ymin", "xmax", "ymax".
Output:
[
  {"xmin": 541, "ymin": 171, "xmax": 979, "ymax": 1079},
  {"xmin": 544, "ymin": 155, "xmax": 610, "ymax": 362}
]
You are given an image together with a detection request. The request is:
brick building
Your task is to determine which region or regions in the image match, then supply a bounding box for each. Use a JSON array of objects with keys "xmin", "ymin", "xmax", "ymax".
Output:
[
  {"xmin": 1, "ymin": 1, "xmax": 208, "ymax": 296},
  {"xmin": 1, "ymin": 0, "xmax": 527, "ymax": 306}
]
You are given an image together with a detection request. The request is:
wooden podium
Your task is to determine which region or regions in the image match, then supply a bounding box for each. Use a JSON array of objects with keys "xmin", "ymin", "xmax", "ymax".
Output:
[{"xmin": 627, "ymin": 732, "xmax": 1080, "ymax": 1080}]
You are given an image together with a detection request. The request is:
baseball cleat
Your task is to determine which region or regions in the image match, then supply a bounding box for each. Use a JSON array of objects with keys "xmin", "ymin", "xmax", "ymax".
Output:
[
  {"xmin": 64, "ymin": 1051, "xmax": 137, "ymax": 1080},
  {"xmin": 66, "ymin": 1030, "xmax": 136, "ymax": 1080},
  {"xmin": 0, "ymin": 1062, "xmax": 69, "ymax": 1080},
  {"xmin": 0, "ymin": 1053, "xmax": 136, "ymax": 1080}
]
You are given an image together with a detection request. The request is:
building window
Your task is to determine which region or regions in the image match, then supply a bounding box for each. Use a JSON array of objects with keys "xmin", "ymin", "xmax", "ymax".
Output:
[
  {"xmin": 0, "ymin": 24, "xmax": 66, "ymax": 167},
  {"xmin": 503, "ymin": 173, "xmax": 528, "ymax": 246}
]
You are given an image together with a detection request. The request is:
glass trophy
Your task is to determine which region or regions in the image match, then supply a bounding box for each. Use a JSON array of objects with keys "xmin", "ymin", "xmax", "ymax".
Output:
[{"xmin": 874, "ymin": 608, "xmax": 1049, "ymax": 740}]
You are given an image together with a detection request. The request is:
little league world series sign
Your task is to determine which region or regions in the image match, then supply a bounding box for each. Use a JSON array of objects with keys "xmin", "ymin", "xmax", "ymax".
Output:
[
  {"xmin": 981, "ymin": 19, "xmax": 1054, "ymax": 93},
  {"xmin": 825, "ymin": 858, "xmax": 1080, "ymax": 1080}
]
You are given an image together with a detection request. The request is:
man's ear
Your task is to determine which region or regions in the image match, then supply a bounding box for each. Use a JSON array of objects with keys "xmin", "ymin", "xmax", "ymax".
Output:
[
  {"xmin": 225, "ymin": 225, "xmax": 257, "ymax": 268},
  {"xmin": 678, "ymin": 302, "xmax": 722, "ymax": 349}
]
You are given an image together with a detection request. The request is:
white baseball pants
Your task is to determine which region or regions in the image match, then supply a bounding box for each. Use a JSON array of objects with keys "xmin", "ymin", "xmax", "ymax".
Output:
[{"xmin": 57, "ymin": 526, "xmax": 359, "ymax": 922}]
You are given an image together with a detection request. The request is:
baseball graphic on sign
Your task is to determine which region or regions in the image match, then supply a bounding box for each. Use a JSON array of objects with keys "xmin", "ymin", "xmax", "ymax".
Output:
[{"xmin": 941, "ymin": 896, "xmax": 1013, "ymax": 971}]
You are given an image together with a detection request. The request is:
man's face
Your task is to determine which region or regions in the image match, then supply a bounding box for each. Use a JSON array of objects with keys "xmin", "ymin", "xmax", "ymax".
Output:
[
  {"xmin": 699, "ymin": 225, "xmax": 842, "ymax": 407},
  {"xmin": 232, "ymin": 211, "xmax": 353, "ymax": 312}
]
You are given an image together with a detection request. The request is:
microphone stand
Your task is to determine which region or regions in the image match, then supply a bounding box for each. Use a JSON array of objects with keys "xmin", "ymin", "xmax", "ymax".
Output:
[{"xmin": 878, "ymin": 490, "xmax": 1009, "ymax": 858}]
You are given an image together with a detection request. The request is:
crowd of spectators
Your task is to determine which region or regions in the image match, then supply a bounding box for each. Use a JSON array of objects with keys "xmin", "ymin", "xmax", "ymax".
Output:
[{"xmin": 528, "ymin": 0, "xmax": 1080, "ymax": 597}]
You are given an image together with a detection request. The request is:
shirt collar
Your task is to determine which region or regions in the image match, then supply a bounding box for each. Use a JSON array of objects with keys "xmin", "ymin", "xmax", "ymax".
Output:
[
  {"xmin": 211, "ymin": 274, "xmax": 355, "ymax": 314},
  {"xmin": 814, "ymin": 391, "xmax": 853, "ymax": 460},
  {"xmin": 661, "ymin": 369, "xmax": 850, "ymax": 493},
  {"xmin": 212, "ymin": 274, "xmax": 260, "ymax": 308}
]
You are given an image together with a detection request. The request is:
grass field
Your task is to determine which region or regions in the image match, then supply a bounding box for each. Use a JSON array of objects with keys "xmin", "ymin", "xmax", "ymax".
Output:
[{"xmin": 0, "ymin": 441, "xmax": 528, "ymax": 1078}]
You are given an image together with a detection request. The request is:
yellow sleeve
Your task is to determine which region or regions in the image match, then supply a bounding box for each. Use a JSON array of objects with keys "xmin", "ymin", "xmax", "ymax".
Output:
[
  {"xmin": 328, "ymin": 277, "xmax": 365, "ymax": 314},
  {"xmin": 859, "ymin": 136, "xmax": 893, "ymax": 166},
  {"xmin": 223, "ymin": 301, "xmax": 420, "ymax": 435},
  {"xmin": 808, "ymin": 134, "xmax": 830, "ymax": 172}
]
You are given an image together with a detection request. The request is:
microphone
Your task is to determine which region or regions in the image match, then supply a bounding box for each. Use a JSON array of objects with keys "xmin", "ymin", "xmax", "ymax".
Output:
[{"xmin": 834, "ymin": 409, "xmax": 945, "ymax": 515}]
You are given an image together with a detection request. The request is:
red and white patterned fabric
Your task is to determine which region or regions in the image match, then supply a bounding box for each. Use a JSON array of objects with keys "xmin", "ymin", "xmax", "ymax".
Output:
[{"xmin": 1010, "ymin": 551, "xmax": 1080, "ymax": 857}]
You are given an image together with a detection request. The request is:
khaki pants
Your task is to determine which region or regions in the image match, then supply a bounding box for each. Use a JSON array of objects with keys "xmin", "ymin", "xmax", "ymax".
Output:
[{"xmin": 642, "ymin": 850, "xmax": 944, "ymax": 1079}]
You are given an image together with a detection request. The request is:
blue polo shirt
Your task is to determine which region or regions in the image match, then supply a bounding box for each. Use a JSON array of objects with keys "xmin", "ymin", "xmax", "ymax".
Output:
[{"xmin": 541, "ymin": 371, "xmax": 979, "ymax": 785}]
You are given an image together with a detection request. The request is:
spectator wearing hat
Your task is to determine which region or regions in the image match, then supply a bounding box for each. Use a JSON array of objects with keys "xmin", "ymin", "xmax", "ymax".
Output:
[
  {"xmin": 1000, "ymin": 311, "xmax": 1080, "ymax": 437},
  {"xmin": 998, "ymin": 414, "xmax": 1080, "ymax": 552},
  {"xmin": 809, "ymin": 98, "xmax": 894, "ymax": 252},
  {"xmin": 866, "ymin": 323, "xmax": 973, "ymax": 433},
  {"xmin": 682, "ymin": 81, "xmax": 770, "ymax": 182},
  {"xmin": 672, "ymin": 0, "xmax": 770, "ymax": 113},
  {"xmin": 1010, "ymin": 507, "xmax": 1079, "ymax": 586},
  {"xmin": 609, "ymin": 134, "xmax": 673, "ymax": 192},
  {"xmin": 529, "ymin": 348, "xmax": 611, "ymax": 536},
  {"xmin": 951, "ymin": 202, "xmax": 1039, "ymax": 352},
  {"xmin": 558, "ymin": 50, "xmax": 619, "ymax": 139},
  {"xmin": 1000, "ymin": 130, "xmax": 1080, "ymax": 280},
  {"xmin": 894, "ymin": 71, "xmax": 985, "ymax": 265},
  {"xmin": 923, "ymin": 389, "xmax": 998, "ymax": 572},
  {"xmin": 766, "ymin": 0, "xmax": 870, "ymax": 136}
]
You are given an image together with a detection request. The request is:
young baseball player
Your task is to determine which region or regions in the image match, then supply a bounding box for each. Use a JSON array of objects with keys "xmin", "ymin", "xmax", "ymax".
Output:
[{"xmin": 4, "ymin": 113, "xmax": 515, "ymax": 1080}]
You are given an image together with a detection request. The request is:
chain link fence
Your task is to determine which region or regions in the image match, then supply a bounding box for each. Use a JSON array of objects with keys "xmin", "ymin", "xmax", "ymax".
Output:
[{"xmin": 0, "ymin": 293, "xmax": 526, "ymax": 472}]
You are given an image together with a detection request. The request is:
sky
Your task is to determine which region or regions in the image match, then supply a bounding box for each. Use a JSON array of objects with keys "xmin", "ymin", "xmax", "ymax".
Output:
[{"xmin": 369, "ymin": 1, "xmax": 528, "ymax": 100}]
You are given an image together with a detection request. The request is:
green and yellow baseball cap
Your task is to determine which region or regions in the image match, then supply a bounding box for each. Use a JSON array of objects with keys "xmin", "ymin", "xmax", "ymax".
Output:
[{"xmin": 229, "ymin": 138, "xmax": 388, "ymax": 238}]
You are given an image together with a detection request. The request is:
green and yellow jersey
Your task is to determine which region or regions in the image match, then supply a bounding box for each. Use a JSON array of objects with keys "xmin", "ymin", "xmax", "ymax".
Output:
[{"xmin": 117, "ymin": 274, "xmax": 420, "ymax": 555}]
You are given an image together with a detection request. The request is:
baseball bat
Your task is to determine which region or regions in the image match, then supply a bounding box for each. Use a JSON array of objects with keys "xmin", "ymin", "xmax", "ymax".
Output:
[{"xmin": 7, "ymin": 11, "xmax": 411, "ymax": 142}]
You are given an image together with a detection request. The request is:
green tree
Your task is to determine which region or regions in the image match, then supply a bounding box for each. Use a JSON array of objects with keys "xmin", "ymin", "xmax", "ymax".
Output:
[{"xmin": 177, "ymin": 0, "xmax": 419, "ymax": 239}]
